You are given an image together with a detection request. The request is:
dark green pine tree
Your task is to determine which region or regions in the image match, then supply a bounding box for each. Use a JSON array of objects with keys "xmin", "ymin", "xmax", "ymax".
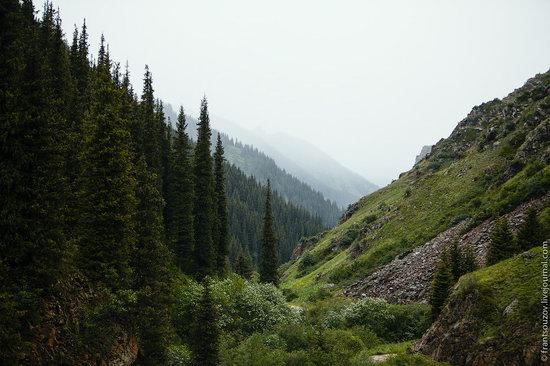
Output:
[
  {"xmin": 0, "ymin": 1, "xmax": 70, "ymax": 361},
  {"xmin": 193, "ymin": 97, "xmax": 216, "ymax": 279},
  {"xmin": 430, "ymin": 257, "xmax": 453, "ymax": 320},
  {"xmin": 260, "ymin": 180, "xmax": 279, "ymax": 286},
  {"xmin": 171, "ymin": 107, "xmax": 195, "ymax": 273},
  {"xmin": 139, "ymin": 66, "xmax": 162, "ymax": 181},
  {"xmin": 460, "ymin": 246, "xmax": 478, "ymax": 275},
  {"xmin": 78, "ymin": 37, "xmax": 137, "ymax": 289},
  {"xmin": 133, "ymin": 156, "xmax": 174, "ymax": 366},
  {"xmin": 235, "ymin": 247, "xmax": 254, "ymax": 280},
  {"xmin": 190, "ymin": 280, "xmax": 220, "ymax": 366},
  {"xmin": 448, "ymin": 241, "xmax": 462, "ymax": 281},
  {"xmin": 214, "ymin": 133, "xmax": 229, "ymax": 275},
  {"xmin": 517, "ymin": 208, "xmax": 544, "ymax": 251},
  {"xmin": 486, "ymin": 217, "xmax": 517, "ymax": 266}
]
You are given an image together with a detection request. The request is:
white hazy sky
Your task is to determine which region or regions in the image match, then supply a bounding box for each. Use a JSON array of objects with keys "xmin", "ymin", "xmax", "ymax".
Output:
[{"xmin": 37, "ymin": 0, "xmax": 550, "ymax": 186}]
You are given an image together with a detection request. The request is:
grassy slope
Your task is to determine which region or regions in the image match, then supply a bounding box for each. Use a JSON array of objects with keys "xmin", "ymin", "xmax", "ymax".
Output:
[
  {"xmin": 282, "ymin": 71, "xmax": 550, "ymax": 304},
  {"xmin": 453, "ymin": 246, "xmax": 541, "ymax": 345}
]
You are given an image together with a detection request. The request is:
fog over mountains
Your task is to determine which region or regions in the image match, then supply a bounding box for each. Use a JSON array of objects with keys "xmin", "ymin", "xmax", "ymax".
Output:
[{"xmin": 164, "ymin": 103, "xmax": 378, "ymax": 209}]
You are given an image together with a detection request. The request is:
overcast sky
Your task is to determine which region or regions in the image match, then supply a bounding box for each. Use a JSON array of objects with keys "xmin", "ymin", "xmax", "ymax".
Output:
[{"xmin": 37, "ymin": 0, "xmax": 550, "ymax": 186}]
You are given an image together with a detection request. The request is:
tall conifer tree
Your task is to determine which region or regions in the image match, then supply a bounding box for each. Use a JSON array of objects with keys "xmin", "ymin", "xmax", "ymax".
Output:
[
  {"xmin": 193, "ymin": 97, "xmax": 216, "ymax": 279},
  {"xmin": 260, "ymin": 180, "xmax": 279, "ymax": 285},
  {"xmin": 190, "ymin": 280, "xmax": 220, "ymax": 366},
  {"xmin": 430, "ymin": 258, "xmax": 453, "ymax": 320},
  {"xmin": 214, "ymin": 133, "xmax": 229, "ymax": 274},
  {"xmin": 133, "ymin": 156, "xmax": 174, "ymax": 366},
  {"xmin": 78, "ymin": 37, "xmax": 137, "ymax": 289},
  {"xmin": 172, "ymin": 107, "xmax": 195, "ymax": 272}
]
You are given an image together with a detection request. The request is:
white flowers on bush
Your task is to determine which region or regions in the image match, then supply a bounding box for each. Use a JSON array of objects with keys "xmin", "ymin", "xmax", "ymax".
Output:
[
  {"xmin": 323, "ymin": 297, "xmax": 395, "ymax": 330},
  {"xmin": 174, "ymin": 274, "xmax": 301, "ymax": 336}
]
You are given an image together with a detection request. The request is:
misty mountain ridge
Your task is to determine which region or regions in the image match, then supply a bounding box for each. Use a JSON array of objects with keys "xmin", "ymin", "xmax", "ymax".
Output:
[{"xmin": 164, "ymin": 103, "xmax": 378, "ymax": 209}]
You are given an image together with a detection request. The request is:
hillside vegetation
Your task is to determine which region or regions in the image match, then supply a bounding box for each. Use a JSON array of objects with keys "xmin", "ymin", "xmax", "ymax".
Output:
[{"xmin": 282, "ymin": 70, "xmax": 550, "ymax": 302}]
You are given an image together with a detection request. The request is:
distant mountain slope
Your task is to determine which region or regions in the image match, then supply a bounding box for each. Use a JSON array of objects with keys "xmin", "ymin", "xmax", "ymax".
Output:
[
  {"xmin": 164, "ymin": 104, "xmax": 342, "ymax": 225},
  {"xmin": 282, "ymin": 68, "xmax": 549, "ymax": 299},
  {"xmin": 204, "ymin": 115, "xmax": 379, "ymax": 207},
  {"xmin": 225, "ymin": 163, "xmax": 326, "ymax": 263}
]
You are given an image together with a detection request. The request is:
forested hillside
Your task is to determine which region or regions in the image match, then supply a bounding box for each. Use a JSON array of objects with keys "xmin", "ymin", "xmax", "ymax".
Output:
[
  {"xmin": 164, "ymin": 104, "xmax": 342, "ymax": 226},
  {"xmin": 0, "ymin": 2, "xmax": 318, "ymax": 364}
]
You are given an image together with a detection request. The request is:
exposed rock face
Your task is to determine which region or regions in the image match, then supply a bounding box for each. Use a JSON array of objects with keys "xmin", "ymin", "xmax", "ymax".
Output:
[
  {"xmin": 413, "ymin": 288, "xmax": 542, "ymax": 366},
  {"xmin": 25, "ymin": 274, "xmax": 138, "ymax": 366},
  {"xmin": 290, "ymin": 231, "xmax": 329, "ymax": 260},
  {"xmin": 414, "ymin": 244, "xmax": 545, "ymax": 366},
  {"xmin": 415, "ymin": 145, "xmax": 433, "ymax": 165},
  {"xmin": 343, "ymin": 193, "xmax": 549, "ymax": 303}
]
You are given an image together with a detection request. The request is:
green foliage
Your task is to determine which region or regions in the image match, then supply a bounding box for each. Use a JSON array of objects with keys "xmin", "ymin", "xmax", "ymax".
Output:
[
  {"xmin": 234, "ymin": 248, "xmax": 254, "ymax": 279},
  {"xmin": 190, "ymin": 280, "xmax": 219, "ymax": 366},
  {"xmin": 486, "ymin": 218, "xmax": 517, "ymax": 265},
  {"xmin": 170, "ymin": 107, "xmax": 195, "ymax": 273},
  {"xmin": 226, "ymin": 164, "xmax": 325, "ymax": 263},
  {"xmin": 193, "ymin": 97, "xmax": 216, "ymax": 279},
  {"xmin": 78, "ymin": 35, "xmax": 137, "ymax": 291},
  {"xmin": 214, "ymin": 133, "xmax": 230, "ymax": 274},
  {"xmin": 260, "ymin": 180, "xmax": 280, "ymax": 286},
  {"xmin": 324, "ymin": 298, "xmax": 431, "ymax": 342},
  {"xmin": 133, "ymin": 157, "xmax": 174, "ymax": 365},
  {"xmin": 516, "ymin": 208, "xmax": 544, "ymax": 251},
  {"xmin": 166, "ymin": 344, "xmax": 192, "ymax": 366},
  {"xmin": 430, "ymin": 259, "xmax": 453, "ymax": 320},
  {"xmin": 173, "ymin": 275, "xmax": 299, "ymax": 340}
]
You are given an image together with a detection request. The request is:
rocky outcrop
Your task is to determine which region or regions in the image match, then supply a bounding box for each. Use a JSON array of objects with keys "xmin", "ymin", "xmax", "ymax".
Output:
[
  {"xmin": 25, "ymin": 274, "xmax": 138, "ymax": 366},
  {"xmin": 414, "ymin": 245, "xmax": 545, "ymax": 366},
  {"xmin": 415, "ymin": 145, "xmax": 433, "ymax": 165},
  {"xmin": 343, "ymin": 193, "xmax": 549, "ymax": 303}
]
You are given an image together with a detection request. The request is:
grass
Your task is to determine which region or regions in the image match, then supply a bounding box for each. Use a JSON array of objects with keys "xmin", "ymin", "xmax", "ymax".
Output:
[
  {"xmin": 281, "ymin": 145, "xmax": 511, "ymax": 303},
  {"xmin": 451, "ymin": 247, "xmax": 542, "ymax": 346}
]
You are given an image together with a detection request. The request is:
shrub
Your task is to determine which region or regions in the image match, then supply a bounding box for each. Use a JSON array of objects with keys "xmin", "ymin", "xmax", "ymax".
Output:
[
  {"xmin": 323, "ymin": 298, "xmax": 431, "ymax": 342},
  {"xmin": 173, "ymin": 275, "xmax": 300, "ymax": 340},
  {"xmin": 166, "ymin": 344, "xmax": 192, "ymax": 366}
]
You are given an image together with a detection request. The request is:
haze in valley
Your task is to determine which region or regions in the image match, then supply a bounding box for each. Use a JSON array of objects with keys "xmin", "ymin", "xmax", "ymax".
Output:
[{"xmin": 39, "ymin": 0, "xmax": 550, "ymax": 186}]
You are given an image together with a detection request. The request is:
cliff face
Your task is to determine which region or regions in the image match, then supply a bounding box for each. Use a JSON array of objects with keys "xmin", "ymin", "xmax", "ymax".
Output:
[
  {"xmin": 414, "ymin": 246, "xmax": 545, "ymax": 366},
  {"xmin": 25, "ymin": 274, "xmax": 137, "ymax": 366}
]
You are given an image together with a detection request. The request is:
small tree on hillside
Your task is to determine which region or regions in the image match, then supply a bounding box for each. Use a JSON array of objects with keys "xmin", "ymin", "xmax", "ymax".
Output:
[
  {"xmin": 430, "ymin": 258, "xmax": 453, "ymax": 320},
  {"xmin": 460, "ymin": 246, "xmax": 479, "ymax": 275},
  {"xmin": 517, "ymin": 208, "xmax": 544, "ymax": 251},
  {"xmin": 486, "ymin": 217, "xmax": 517, "ymax": 265}
]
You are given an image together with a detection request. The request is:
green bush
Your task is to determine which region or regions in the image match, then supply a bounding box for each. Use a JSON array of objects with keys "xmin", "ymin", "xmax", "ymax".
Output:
[
  {"xmin": 173, "ymin": 275, "xmax": 300, "ymax": 340},
  {"xmin": 166, "ymin": 344, "xmax": 192, "ymax": 366},
  {"xmin": 323, "ymin": 298, "xmax": 431, "ymax": 342}
]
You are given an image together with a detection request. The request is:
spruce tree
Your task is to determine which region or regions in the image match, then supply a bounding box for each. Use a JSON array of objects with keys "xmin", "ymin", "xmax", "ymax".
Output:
[
  {"xmin": 190, "ymin": 280, "xmax": 220, "ymax": 366},
  {"xmin": 172, "ymin": 107, "xmax": 195, "ymax": 273},
  {"xmin": 78, "ymin": 37, "xmax": 137, "ymax": 289},
  {"xmin": 460, "ymin": 246, "xmax": 478, "ymax": 275},
  {"xmin": 214, "ymin": 133, "xmax": 229, "ymax": 275},
  {"xmin": 448, "ymin": 241, "xmax": 462, "ymax": 281},
  {"xmin": 517, "ymin": 208, "xmax": 544, "ymax": 251},
  {"xmin": 133, "ymin": 156, "xmax": 174, "ymax": 366},
  {"xmin": 235, "ymin": 248, "xmax": 254, "ymax": 280},
  {"xmin": 486, "ymin": 217, "xmax": 517, "ymax": 266},
  {"xmin": 193, "ymin": 97, "xmax": 216, "ymax": 279},
  {"xmin": 430, "ymin": 258, "xmax": 453, "ymax": 320},
  {"xmin": 260, "ymin": 180, "xmax": 279, "ymax": 285},
  {"xmin": 139, "ymin": 66, "xmax": 162, "ymax": 180}
]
